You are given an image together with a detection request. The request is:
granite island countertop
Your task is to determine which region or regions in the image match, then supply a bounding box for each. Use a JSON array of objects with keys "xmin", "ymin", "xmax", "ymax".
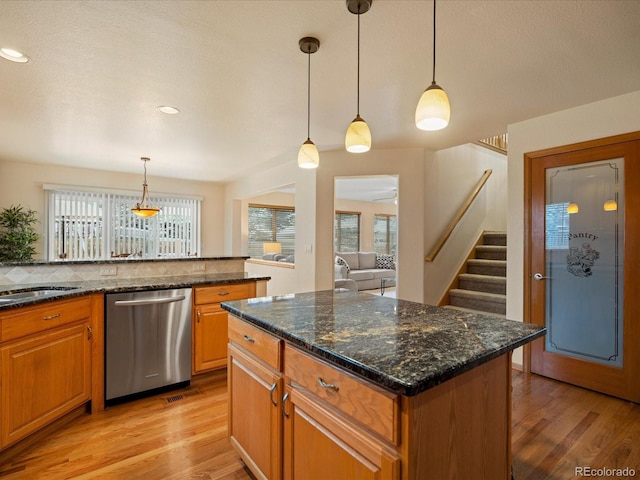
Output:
[
  {"xmin": 0, "ymin": 272, "xmax": 270, "ymax": 311},
  {"xmin": 221, "ymin": 289, "xmax": 545, "ymax": 397}
]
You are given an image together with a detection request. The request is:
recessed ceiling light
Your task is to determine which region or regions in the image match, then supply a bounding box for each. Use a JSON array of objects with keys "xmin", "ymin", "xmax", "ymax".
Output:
[
  {"xmin": 0, "ymin": 47, "xmax": 29, "ymax": 63},
  {"xmin": 158, "ymin": 106, "xmax": 180, "ymax": 115}
]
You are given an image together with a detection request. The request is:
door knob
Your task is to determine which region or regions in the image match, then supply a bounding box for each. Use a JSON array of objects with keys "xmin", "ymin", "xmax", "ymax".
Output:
[{"xmin": 533, "ymin": 273, "xmax": 550, "ymax": 281}]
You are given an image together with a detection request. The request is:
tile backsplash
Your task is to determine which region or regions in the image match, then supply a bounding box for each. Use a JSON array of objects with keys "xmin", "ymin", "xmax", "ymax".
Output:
[{"xmin": 0, "ymin": 258, "xmax": 246, "ymax": 286}]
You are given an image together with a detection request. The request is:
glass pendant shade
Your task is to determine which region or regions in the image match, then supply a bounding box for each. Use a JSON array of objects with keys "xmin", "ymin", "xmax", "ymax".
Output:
[
  {"xmin": 603, "ymin": 199, "xmax": 618, "ymax": 211},
  {"xmin": 298, "ymin": 139, "xmax": 320, "ymax": 169},
  {"xmin": 415, "ymin": 82, "xmax": 450, "ymax": 131},
  {"xmin": 345, "ymin": 115, "xmax": 371, "ymax": 153},
  {"xmin": 566, "ymin": 202, "xmax": 579, "ymax": 214}
]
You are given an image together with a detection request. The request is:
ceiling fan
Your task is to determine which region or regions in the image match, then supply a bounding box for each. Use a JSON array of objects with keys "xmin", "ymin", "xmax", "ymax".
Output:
[{"xmin": 372, "ymin": 190, "xmax": 397, "ymax": 203}]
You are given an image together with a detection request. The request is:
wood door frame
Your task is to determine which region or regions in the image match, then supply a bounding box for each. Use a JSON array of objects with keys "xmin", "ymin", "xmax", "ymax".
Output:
[{"xmin": 523, "ymin": 131, "xmax": 640, "ymax": 402}]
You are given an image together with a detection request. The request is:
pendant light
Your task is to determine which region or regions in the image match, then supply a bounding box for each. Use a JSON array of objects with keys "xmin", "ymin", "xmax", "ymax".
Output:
[
  {"xmin": 415, "ymin": 0, "xmax": 451, "ymax": 131},
  {"xmin": 131, "ymin": 157, "xmax": 160, "ymax": 218},
  {"xmin": 345, "ymin": 0, "xmax": 372, "ymax": 153},
  {"xmin": 298, "ymin": 37, "xmax": 321, "ymax": 169}
]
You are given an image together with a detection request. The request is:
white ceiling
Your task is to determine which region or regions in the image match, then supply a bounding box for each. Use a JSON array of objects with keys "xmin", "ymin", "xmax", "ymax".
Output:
[{"xmin": 1, "ymin": 0, "xmax": 639, "ymax": 183}]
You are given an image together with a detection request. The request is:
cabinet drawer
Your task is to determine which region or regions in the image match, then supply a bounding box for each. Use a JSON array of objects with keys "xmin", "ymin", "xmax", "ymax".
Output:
[
  {"xmin": 0, "ymin": 296, "xmax": 92, "ymax": 343},
  {"xmin": 194, "ymin": 283, "xmax": 255, "ymax": 305},
  {"xmin": 228, "ymin": 315, "xmax": 282, "ymax": 371},
  {"xmin": 285, "ymin": 345, "xmax": 399, "ymax": 445}
]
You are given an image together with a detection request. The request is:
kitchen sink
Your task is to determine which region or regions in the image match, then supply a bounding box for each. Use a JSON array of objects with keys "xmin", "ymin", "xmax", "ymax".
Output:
[{"xmin": 0, "ymin": 287, "xmax": 80, "ymax": 304}]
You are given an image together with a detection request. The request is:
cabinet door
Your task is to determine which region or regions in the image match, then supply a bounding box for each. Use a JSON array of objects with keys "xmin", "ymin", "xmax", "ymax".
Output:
[
  {"xmin": 0, "ymin": 323, "xmax": 92, "ymax": 448},
  {"xmin": 228, "ymin": 344, "xmax": 282, "ymax": 480},
  {"xmin": 283, "ymin": 387, "xmax": 399, "ymax": 480},
  {"xmin": 193, "ymin": 304, "xmax": 228, "ymax": 373}
]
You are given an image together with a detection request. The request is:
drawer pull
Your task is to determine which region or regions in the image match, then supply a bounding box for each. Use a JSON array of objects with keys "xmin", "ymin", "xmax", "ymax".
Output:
[
  {"xmin": 43, "ymin": 313, "xmax": 61, "ymax": 321},
  {"xmin": 87, "ymin": 325, "xmax": 93, "ymax": 340},
  {"xmin": 318, "ymin": 377, "xmax": 339, "ymax": 391},
  {"xmin": 269, "ymin": 382, "xmax": 278, "ymax": 406},
  {"xmin": 217, "ymin": 291, "xmax": 230, "ymax": 296},
  {"xmin": 282, "ymin": 392, "xmax": 290, "ymax": 418},
  {"xmin": 243, "ymin": 335, "xmax": 255, "ymax": 343},
  {"xmin": 197, "ymin": 310, "xmax": 201, "ymax": 323}
]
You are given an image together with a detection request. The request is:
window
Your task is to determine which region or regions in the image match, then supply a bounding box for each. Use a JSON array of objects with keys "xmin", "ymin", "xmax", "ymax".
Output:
[
  {"xmin": 248, "ymin": 205, "xmax": 295, "ymax": 259},
  {"xmin": 334, "ymin": 211, "xmax": 360, "ymax": 252},
  {"xmin": 374, "ymin": 214, "xmax": 397, "ymax": 255},
  {"xmin": 545, "ymin": 202, "xmax": 570, "ymax": 250},
  {"xmin": 45, "ymin": 187, "xmax": 201, "ymax": 261}
]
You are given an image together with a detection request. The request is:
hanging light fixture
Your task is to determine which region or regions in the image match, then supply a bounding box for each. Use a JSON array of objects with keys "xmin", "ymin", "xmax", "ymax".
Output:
[
  {"xmin": 298, "ymin": 37, "xmax": 321, "ymax": 169},
  {"xmin": 415, "ymin": 0, "xmax": 450, "ymax": 131},
  {"xmin": 345, "ymin": 0, "xmax": 372, "ymax": 153},
  {"xmin": 131, "ymin": 157, "xmax": 160, "ymax": 218}
]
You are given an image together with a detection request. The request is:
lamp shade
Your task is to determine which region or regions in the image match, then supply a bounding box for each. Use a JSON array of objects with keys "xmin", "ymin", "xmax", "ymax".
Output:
[
  {"xmin": 566, "ymin": 202, "xmax": 579, "ymax": 214},
  {"xmin": 415, "ymin": 82, "xmax": 450, "ymax": 131},
  {"xmin": 298, "ymin": 139, "xmax": 319, "ymax": 169},
  {"xmin": 263, "ymin": 242, "xmax": 282, "ymax": 254},
  {"xmin": 132, "ymin": 205, "xmax": 161, "ymax": 218},
  {"xmin": 345, "ymin": 115, "xmax": 371, "ymax": 153},
  {"xmin": 603, "ymin": 199, "xmax": 618, "ymax": 211}
]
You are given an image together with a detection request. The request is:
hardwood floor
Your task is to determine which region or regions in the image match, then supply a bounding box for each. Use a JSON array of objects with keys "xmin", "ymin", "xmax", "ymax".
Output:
[{"xmin": 0, "ymin": 369, "xmax": 638, "ymax": 479}]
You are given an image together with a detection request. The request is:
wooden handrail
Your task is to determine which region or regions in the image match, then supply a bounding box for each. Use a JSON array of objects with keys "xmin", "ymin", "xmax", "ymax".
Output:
[
  {"xmin": 425, "ymin": 169, "xmax": 493, "ymax": 262},
  {"xmin": 475, "ymin": 134, "xmax": 508, "ymax": 155}
]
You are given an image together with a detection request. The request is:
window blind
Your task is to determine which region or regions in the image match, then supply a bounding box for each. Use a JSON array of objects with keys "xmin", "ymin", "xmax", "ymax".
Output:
[
  {"xmin": 46, "ymin": 188, "xmax": 201, "ymax": 261},
  {"xmin": 248, "ymin": 205, "xmax": 295, "ymax": 258},
  {"xmin": 374, "ymin": 214, "xmax": 397, "ymax": 255},
  {"xmin": 334, "ymin": 212, "xmax": 360, "ymax": 252}
]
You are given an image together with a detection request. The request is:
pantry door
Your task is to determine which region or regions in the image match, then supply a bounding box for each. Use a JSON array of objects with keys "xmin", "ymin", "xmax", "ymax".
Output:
[{"xmin": 525, "ymin": 133, "xmax": 640, "ymax": 403}]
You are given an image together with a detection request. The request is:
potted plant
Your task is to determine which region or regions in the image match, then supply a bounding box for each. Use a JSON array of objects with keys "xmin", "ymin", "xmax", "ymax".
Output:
[{"xmin": 0, "ymin": 204, "xmax": 39, "ymax": 262}]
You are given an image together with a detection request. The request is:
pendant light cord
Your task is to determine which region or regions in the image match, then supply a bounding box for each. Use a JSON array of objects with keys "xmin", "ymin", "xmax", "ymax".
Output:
[
  {"xmin": 357, "ymin": 11, "xmax": 361, "ymax": 114},
  {"xmin": 432, "ymin": 0, "xmax": 437, "ymax": 84},
  {"xmin": 306, "ymin": 48, "xmax": 311, "ymax": 139}
]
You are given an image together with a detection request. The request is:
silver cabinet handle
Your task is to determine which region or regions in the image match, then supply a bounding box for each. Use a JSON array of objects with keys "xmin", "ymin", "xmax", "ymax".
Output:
[
  {"xmin": 87, "ymin": 325, "xmax": 93, "ymax": 340},
  {"xmin": 43, "ymin": 313, "xmax": 61, "ymax": 321},
  {"xmin": 282, "ymin": 392, "xmax": 290, "ymax": 418},
  {"xmin": 243, "ymin": 335, "xmax": 255, "ymax": 343},
  {"xmin": 269, "ymin": 382, "xmax": 278, "ymax": 406},
  {"xmin": 533, "ymin": 273, "xmax": 550, "ymax": 281},
  {"xmin": 217, "ymin": 291, "xmax": 230, "ymax": 296},
  {"xmin": 318, "ymin": 377, "xmax": 339, "ymax": 391},
  {"xmin": 197, "ymin": 310, "xmax": 201, "ymax": 323}
]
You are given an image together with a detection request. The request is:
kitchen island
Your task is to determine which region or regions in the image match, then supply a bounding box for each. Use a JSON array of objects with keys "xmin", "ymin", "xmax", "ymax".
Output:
[{"xmin": 222, "ymin": 289, "xmax": 545, "ymax": 480}]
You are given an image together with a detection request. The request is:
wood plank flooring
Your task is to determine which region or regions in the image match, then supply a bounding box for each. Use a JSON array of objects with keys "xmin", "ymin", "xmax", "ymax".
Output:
[{"xmin": 0, "ymin": 369, "xmax": 638, "ymax": 479}]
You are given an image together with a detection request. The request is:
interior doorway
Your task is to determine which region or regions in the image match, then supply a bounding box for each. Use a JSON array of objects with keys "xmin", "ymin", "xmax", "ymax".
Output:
[{"xmin": 524, "ymin": 132, "xmax": 640, "ymax": 403}]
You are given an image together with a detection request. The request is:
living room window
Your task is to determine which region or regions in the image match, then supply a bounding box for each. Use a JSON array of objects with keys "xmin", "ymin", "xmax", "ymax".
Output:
[
  {"xmin": 335, "ymin": 211, "xmax": 360, "ymax": 252},
  {"xmin": 45, "ymin": 186, "xmax": 201, "ymax": 260},
  {"xmin": 373, "ymin": 214, "xmax": 397, "ymax": 255},
  {"xmin": 248, "ymin": 204, "xmax": 295, "ymax": 259}
]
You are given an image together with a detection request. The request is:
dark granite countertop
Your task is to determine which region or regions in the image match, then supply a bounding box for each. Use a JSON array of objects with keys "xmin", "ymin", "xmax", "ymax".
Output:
[
  {"xmin": 221, "ymin": 290, "xmax": 545, "ymax": 397},
  {"xmin": 0, "ymin": 272, "xmax": 270, "ymax": 311}
]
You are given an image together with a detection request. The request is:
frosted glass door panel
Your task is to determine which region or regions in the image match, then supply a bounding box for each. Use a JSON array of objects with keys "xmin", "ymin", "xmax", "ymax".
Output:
[{"xmin": 544, "ymin": 159, "xmax": 624, "ymax": 367}]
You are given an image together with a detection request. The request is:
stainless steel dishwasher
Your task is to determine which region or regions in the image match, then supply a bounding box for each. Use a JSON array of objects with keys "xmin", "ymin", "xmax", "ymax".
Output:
[{"xmin": 105, "ymin": 288, "xmax": 192, "ymax": 403}]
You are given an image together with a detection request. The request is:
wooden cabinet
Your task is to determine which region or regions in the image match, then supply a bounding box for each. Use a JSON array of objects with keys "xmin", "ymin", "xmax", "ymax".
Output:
[
  {"xmin": 228, "ymin": 315, "xmax": 283, "ymax": 480},
  {"xmin": 192, "ymin": 282, "xmax": 257, "ymax": 374},
  {"xmin": 0, "ymin": 296, "xmax": 94, "ymax": 449}
]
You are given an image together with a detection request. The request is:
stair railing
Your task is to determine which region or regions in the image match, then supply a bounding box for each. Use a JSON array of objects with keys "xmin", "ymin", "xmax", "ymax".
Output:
[
  {"xmin": 425, "ymin": 169, "xmax": 493, "ymax": 262},
  {"xmin": 475, "ymin": 134, "xmax": 508, "ymax": 155}
]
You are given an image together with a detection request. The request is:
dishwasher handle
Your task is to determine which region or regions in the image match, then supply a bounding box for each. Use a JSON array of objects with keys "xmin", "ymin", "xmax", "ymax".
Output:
[{"xmin": 114, "ymin": 295, "xmax": 187, "ymax": 307}]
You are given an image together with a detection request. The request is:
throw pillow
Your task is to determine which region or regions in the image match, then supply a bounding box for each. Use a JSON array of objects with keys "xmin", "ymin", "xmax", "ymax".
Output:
[
  {"xmin": 335, "ymin": 255, "xmax": 350, "ymax": 273},
  {"xmin": 376, "ymin": 254, "xmax": 396, "ymax": 270}
]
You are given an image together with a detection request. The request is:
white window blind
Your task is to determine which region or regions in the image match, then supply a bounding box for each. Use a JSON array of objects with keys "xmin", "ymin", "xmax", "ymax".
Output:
[
  {"xmin": 334, "ymin": 212, "xmax": 360, "ymax": 252},
  {"xmin": 45, "ymin": 187, "xmax": 201, "ymax": 261},
  {"xmin": 374, "ymin": 214, "xmax": 397, "ymax": 255}
]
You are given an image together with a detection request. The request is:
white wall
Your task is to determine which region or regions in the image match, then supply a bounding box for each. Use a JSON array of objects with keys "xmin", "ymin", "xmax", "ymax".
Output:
[
  {"xmin": 423, "ymin": 143, "xmax": 508, "ymax": 305},
  {"xmin": 507, "ymin": 90, "xmax": 640, "ymax": 365},
  {"xmin": 0, "ymin": 160, "xmax": 226, "ymax": 258}
]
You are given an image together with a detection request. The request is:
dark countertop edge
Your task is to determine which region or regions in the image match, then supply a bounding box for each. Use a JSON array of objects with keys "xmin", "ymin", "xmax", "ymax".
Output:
[
  {"xmin": 0, "ymin": 273, "xmax": 270, "ymax": 311},
  {"xmin": 222, "ymin": 303, "xmax": 546, "ymax": 397},
  {"xmin": 0, "ymin": 256, "xmax": 250, "ymax": 267}
]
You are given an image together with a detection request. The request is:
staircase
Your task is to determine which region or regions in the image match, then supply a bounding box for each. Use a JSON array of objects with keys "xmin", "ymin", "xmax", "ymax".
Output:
[{"xmin": 447, "ymin": 231, "xmax": 507, "ymax": 316}]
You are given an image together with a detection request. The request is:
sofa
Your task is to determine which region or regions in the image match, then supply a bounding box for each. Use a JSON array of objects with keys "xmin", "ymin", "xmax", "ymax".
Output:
[{"xmin": 334, "ymin": 251, "xmax": 396, "ymax": 291}]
